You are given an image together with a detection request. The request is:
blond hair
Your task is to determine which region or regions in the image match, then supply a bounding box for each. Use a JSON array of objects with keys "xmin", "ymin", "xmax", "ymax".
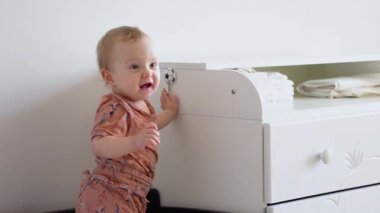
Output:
[{"xmin": 96, "ymin": 26, "xmax": 147, "ymax": 70}]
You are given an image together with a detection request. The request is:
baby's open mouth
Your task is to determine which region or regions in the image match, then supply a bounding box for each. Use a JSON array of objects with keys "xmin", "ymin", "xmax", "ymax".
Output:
[{"xmin": 139, "ymin": 82, "xmax": 153, "ymax": 89}]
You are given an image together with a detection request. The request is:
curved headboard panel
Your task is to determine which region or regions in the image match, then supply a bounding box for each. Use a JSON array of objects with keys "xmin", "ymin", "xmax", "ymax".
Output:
[{"xmin": 159, "ymin": 68, "xmax": 263, "ymax": 120}]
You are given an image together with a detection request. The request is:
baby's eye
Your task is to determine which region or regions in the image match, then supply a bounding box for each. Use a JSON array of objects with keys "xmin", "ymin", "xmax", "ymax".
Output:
[
  {"xmin": 129, "ymin": 64, "xmax": 139, "ymax": 70},
  {"xmin": 150, "ymin": 63, "xmax": 157, "ymax": 69}
]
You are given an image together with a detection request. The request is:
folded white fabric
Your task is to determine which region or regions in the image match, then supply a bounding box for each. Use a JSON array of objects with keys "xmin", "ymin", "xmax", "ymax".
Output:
[
  {"xmin": 231, "ymin": 68, "xmax": 294, "ymax": 102},
  {"xmin": 232, "ymin": 67, "xmax": 256, "ymax": 74},
  {"xmin": 296, "ymin": 73, "xmax": 380, "ymax": 98},
  {"xmin": 237, "ymin": 70, "xmax": 294, "ymax": 102},
  {"xmin": 267, "ymin": 72, "xmax": 288, "ymax": 80}
]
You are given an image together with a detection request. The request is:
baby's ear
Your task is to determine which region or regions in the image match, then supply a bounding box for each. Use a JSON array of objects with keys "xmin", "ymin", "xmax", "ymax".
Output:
[{"xmin": 101, "ymin": 69, "xmax": 113, "ymax": 86}]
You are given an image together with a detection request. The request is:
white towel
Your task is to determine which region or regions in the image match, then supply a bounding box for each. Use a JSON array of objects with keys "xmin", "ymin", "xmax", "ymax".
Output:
[
  {"xmin": 296, "ymin": 73, "xmax": 380, "ymax": 98},
  {"xmin": 232, "ymin": 67, "xmax": 256, "ymax": 74},
  {"xmin": 260, "ymin": 87, "xmax": 294, "ymax": 102},
  {"xmin": 267, "ymin": 72, "xmax": 288, "ymax": 80},
  {"xmin": 258, "ymin": 81, "xmax": 294, "ymax": 102},
  {"xmin": 233, "ymin": 69, "xmax": 294, "ymax": 102},
  {"xmin": 264, "ymin": 79, "xmax": 294, "ymax": 88}
]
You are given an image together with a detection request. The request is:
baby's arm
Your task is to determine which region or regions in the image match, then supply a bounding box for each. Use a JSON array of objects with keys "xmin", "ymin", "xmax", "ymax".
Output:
[
  {"xmin": 156, "ymin": 88, "xmax": 179, "ymax": 130},
  {"xmin": 92, "ymin": 123, "xmax": 159, "ymax": 159}
]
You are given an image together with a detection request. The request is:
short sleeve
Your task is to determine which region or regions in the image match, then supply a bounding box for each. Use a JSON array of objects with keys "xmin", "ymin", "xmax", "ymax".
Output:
[{"xmin": 91, "ymin": 99, "xmax": 129, "ymax": 141}]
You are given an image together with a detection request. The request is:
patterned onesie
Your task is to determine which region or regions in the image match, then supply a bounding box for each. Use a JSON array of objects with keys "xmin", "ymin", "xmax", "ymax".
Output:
[{"xmin": 76, "ymin": 92, "xmax": 158, "ymax": 213}]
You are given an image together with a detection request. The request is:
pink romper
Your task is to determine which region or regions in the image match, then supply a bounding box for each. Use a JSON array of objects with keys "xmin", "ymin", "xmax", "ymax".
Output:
[{"xmin": 76, "ymin": 93, "xmax": 158, "ymax": 213}]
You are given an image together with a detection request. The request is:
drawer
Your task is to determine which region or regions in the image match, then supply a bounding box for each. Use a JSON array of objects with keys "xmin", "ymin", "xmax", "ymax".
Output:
[
  {"xmin": 264, "ymin": 113, "xmax": 380, "ymax": 203},
  {"xmin": 267, "ymin": 184, "xmax": 380, "ymax": 213}
]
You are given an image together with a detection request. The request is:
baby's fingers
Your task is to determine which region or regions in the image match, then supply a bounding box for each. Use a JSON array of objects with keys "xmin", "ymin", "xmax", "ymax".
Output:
[
  {"xmin": 172, "ymin": 95, "xmax": 179, "ymax": 105},
  {"xmin": 146, "ymin": 129, "xmax": 160, "ymax": 138},
  {"xmin": 146, "ymin": 122, "xmax": 158, "ymax": 130},
  {"xmin": 147, "ymin": 136, "xmax": 160, "ymax": 146},
  {"xmin": 162, "ymin": 87, "xmax": 169, "ymax": 94},
  {"xmin": 147, "ymin": 134, "xmax": 160, "ymax": 144}
]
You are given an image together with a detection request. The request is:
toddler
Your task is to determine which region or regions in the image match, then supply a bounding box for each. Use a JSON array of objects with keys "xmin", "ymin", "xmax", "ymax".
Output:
[{"xmin": 76, "ymin": 26, "xmax": 179, "ymax": 212}]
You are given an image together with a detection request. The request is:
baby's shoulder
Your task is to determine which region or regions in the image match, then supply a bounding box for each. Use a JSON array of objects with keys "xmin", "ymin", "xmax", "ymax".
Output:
[{"xmin": 96, "ymin": 93, "xmax": 128, "ymax": 116}]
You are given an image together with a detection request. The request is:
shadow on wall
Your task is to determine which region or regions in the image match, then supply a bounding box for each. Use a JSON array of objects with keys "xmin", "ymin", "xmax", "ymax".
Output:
[{"xmin": 0, "ymin": 73, "xmax": 108, "ymax": 212}]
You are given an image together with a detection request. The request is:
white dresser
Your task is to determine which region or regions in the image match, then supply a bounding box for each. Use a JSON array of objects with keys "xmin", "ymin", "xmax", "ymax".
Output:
[{"xmin": 152, "ymin": 62, "xmax": 380, "ymax": 213}]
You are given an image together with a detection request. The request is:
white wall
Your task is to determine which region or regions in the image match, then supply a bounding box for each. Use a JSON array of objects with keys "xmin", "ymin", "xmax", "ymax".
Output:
[{"xmin": 1, "ymin": 0, "xmax": 380, "ymax": 212}]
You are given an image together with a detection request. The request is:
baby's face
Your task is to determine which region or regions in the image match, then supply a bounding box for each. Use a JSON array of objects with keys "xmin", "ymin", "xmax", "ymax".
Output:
[{"xmin": 107, "ymin": 37, "xmax": 160, "ymax": 101}]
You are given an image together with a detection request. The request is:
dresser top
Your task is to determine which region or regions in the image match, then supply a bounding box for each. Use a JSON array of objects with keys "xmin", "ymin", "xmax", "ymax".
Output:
[{"xmin": 263, "ymin": 96, "xmax": 380, "ymax": 123}]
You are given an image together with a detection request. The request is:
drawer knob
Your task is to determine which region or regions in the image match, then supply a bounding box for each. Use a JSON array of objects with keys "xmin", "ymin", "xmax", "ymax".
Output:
[{"xmin": 321, "ymin": 149, "xmax": 333, "ymax": 164}]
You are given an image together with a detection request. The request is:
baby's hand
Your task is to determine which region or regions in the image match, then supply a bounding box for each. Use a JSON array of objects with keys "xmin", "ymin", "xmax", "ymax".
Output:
[
  {"xmin": 133, "ymin": 123, "xmax": 160, "ymax": 150},
  {"xmin": 160, "ymin": 88, "xmax": 179, "ymax": 115}
]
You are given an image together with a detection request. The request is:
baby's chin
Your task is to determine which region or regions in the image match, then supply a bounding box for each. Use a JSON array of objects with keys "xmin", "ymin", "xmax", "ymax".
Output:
[
  {"xmin": 134, "ymin": 88, "xmax": 158, "ymax": 100},
  {"xmin": 141, "ymin": 88, "xmax": 158, "ymax": 99},
  {"xmin": 111, "ymin": 89, "xmax": 135, "ymax": 100}
]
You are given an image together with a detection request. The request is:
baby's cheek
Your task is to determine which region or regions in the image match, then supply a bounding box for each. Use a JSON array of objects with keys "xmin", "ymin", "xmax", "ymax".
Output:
[
  {"xmin": 154, "ymin": 69, "xmax": 160, "ymax": 81},
  {"xmin": 156, "ymin": 68, "xmax": 161, "ymax": 79}
]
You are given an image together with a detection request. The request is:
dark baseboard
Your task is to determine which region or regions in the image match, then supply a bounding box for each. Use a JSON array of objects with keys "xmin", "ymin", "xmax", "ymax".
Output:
[{"xmin": 46, "ymin": 188, "xmax": 225, "ymax": 213}]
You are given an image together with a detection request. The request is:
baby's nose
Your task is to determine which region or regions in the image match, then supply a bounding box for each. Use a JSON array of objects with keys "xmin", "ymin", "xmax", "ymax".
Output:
[{"xmin": 142, "ymin": 67, "xmax": 152, "ymax": 77}]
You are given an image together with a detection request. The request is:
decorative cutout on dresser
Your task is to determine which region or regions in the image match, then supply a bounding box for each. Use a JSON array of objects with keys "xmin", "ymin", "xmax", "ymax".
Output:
[
  {"xmin": 346, "ymin": 142, "xmax": 364, "ymax": 170},
  {"xmin": 346, "ymin": 142, "xmax": 380, "ymax": 171},
  {"xmin": 316, "ymin": 141, "xmax": 380, "ymax": 212}
]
